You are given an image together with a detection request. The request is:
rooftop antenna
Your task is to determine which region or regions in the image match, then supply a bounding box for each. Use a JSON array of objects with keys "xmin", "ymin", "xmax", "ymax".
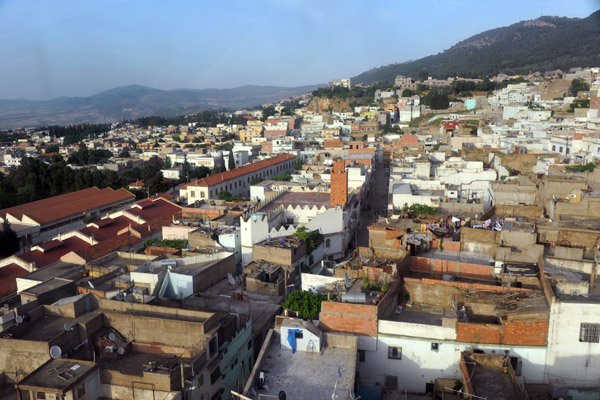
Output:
[
  {"xmin": 344, "ymin": 272, "xmax": 351, "ymax": 288},
  {"xmin": 227, "ymin": 273, "xmax": 236, "ymax": 286},
  {"xmin": 49, "ymin": 345, "xmax": 62, "ymax": 359},
  {"xmin": 335, "ymin": 284, "xmax": 342, "ymax": 295}
]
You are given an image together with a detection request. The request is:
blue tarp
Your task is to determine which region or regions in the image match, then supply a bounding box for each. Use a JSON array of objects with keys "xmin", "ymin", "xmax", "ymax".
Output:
[{"xmin": 287, "ymin": 329, "xmax": 302, "ymax": 353}]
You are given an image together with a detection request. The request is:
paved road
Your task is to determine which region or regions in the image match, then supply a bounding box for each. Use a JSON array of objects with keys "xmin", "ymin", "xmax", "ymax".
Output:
[{"xmin": 355, "ymin": 160, "xmax": 389, "ymax": 248}]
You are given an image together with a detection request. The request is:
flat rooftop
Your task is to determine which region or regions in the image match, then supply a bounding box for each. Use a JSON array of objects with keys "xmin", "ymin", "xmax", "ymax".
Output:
[
  {"xmin": 468, "ymin": 359, "xmax": 520, "ymax": 400},
  {"xmin": 184, "ymin": 278, "xmax": 282, "ymax": 334},
  {"xmin": 96, "ymin": 350, "xmax": 190, "ymax": 377},
  {"xmin": 255, "ymin": 331, "xmax": 356, "ymax": 399},
  {"xmin": 261, "ymin": 191, "xmax": 332, "ymax": 212},
  {"xmin": 18, "ymin": 359, "xmax": 97, "ymax": 391},
  {"xmin": 20, "ymin": 262, "xmax": 82, "ymax": 283},
  {"xmin": 387, "ymin": 304, "xmax": 446, "ymax": 326},
  {"xmin": 416, "ymin": 249, "xmax": 492, "ymax": 266}
]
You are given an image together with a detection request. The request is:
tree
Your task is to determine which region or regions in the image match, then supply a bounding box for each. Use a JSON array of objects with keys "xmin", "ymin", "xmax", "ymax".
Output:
[
  {"xmin": 261, "ymin": 106, "xmax": 276, "ymax": 121},
  {"xmin": 294, "ymin": 157, "xmax": 303, "ymax": 171},
  {"xmin": 294, "ymin": 226, "xmax": 321, "ymax": 254},
  {"xmin": 141, "ymin": 163, "xmax": 164, "ymax": 197},
  {"xmin": 228, "ymin": 153, "xmax": 236, "ymax": 170},
  {"xmin": 569, "ymin": 78, "xmax": 590, "ymax": 97},
  {"xmin": 118, "ymin": 150, "xmax": 130, "ymax": 158},
  {"xmin": 401, "ymin": 89, "xmax": 414, "ymax": 97},
  {"xmin": 181, "ymin": 158, "xmax": 190, "ymax": 182},
  {"xmin": 164, "ymin": 156, "xmax": 172, "ymax": 169},
  {"xmin": 0, "ymin": 220, "xmax": 20, "ymax": 257},
  {"xmin": 282, "ymin": 290, "xmax": 327, "ymax": 319},
  {"xmin": 45, "ymin": 144, "xmax": 59, "ymax": 154}
]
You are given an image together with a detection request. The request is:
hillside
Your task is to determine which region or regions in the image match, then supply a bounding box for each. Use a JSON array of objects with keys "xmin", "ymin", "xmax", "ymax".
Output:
[
  {"xmin": 0, "ymin": 84, "xmax": 323, "ymax": 129},
  {"xmin": 353, "ymin": 10, "xmax": 600, "ymax": 84}
]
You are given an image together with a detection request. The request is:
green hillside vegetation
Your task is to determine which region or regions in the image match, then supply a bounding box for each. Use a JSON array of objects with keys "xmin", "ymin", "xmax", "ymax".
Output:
[{"xmin": 353, "ymin": 11, "xmax": 600, "ymax": 84}]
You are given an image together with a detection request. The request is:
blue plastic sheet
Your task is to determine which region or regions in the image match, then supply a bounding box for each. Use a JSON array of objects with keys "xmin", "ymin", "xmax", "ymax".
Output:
[{"xmin": 287, "ymin": 329, "xmax": 302, "ymax": 353}]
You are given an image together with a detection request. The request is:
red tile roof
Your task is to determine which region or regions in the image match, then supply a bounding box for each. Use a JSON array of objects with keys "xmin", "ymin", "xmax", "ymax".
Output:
[
  {"xmin": 66, "ymin": 212, "xmax": 177, "ymax": 262},
  {"xmin": 0, "ymin": 263, "xmax": 28, "ymax": 297},
  {"xmin": 80, "ymin": 215, "xmax": 140, "ymax": 242},
  {"xmin": 0, "ymin": 187, "xmax": 135, "ymax": 225},
  {"xmin": 128, "ymin": 198, "xmax": 181, "ymax": 221},
  {"xmin": 20, "ymin": 236, "xmax": 90, "ymax": 268},
  {"xmin": 183, "ymin": 154, "xmax": 296, "ymax": 188}
]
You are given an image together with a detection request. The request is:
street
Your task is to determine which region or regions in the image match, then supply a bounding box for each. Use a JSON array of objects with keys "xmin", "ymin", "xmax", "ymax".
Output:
[{"xmin": 356, "ymin": 159, "xmax": 389, "ymax": 248}]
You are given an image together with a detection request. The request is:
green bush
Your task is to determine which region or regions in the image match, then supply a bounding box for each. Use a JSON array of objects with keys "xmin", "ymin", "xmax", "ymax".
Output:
[{"xmin": 283, "ymin": 290, "xmax": 327, "ymax": 319}]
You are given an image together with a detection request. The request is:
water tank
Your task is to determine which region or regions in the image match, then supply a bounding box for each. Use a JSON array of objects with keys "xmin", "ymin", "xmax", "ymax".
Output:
[
  {"xmin": 341, "ymin": 292, "xmax": 366, "ymax": 304},
  {"xmin": 160, "ymin": 259, "xmax": 177, "ymax": 268}
]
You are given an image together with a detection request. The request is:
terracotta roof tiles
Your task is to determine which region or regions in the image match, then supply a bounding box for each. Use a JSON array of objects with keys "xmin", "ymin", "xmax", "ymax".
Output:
[
  {"xmin": 183, "ymin": 154, "xmax": 296, "ymax": 188},
  {"xmin": 0, "ymin": 187, "xmax": 135, "ymax": 225}
]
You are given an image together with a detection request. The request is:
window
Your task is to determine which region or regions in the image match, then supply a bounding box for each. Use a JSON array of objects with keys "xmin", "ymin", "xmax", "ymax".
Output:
[
  {"xmin": 559, "ymin": 146, "xmax": 563, "ymax": 153},
  {"xmin": 36, "ymin": 393, "xmax": 46, "ymax": 400},
  {"xmin": 210, "ymin": 366, "xmax": 221, "ymax": 384},
  {"xmin": 326, "ymin": 239, "xmax": 331, "ymax": 248},
  {"xmin": 201, "ymin": 192, "xmax": 206, "ymax": 198},
  {"xmin": 77, "ymin": 384, "xmax": 86, "ymax": 398},
  {"xmin": 580, "ymin": 323, "xmax": 600, "ymax": 343},
  {"xmin": 388, "ymin": 346, "xmax": 402, "ymax": 360},
  {"xmin": 425, "ymin": 383, "xmax": 435, "ymax": 394},
  {"xmin": 384, "ymin": 375, "xmax": 398, "ymax": 390},
  {"xmin": 358, "ymin": 350, "xmax": 365, "ymax": 362},
  {"xmin": 248, "ymin": 341, "xmax": 252, "ymax": 350},
  {"xmin": 552, "ymin": 145, "xmax": 556, "ymax": 151},
  {"xmin": 431, "ymin": 343, "xmax": 439, "ymax": 352},
  {"xmin": 190, "ymin": 191, "xmax": 195, "ymax": 198}
]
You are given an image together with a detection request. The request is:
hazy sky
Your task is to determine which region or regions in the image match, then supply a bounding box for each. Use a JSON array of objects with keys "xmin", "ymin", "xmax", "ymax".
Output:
[{"xmin": 0, "ymin": 0, "xmax": 597, "ymax": 100}]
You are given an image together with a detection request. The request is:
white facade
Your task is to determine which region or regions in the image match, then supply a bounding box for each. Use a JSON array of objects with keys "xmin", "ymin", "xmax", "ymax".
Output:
[
  {"xmin": 359, "ymin": 319, "xmax": 547, "ymax": 393},
  {"xmin": 544, "ymin": 300, "xmax": 600, "ymax": 386}
]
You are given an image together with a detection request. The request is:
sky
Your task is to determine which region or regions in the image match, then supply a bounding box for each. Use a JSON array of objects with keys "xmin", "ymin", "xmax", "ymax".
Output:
[{"xmin": 0, "ymin": 0, "xmax": 598, "ymax": 100}]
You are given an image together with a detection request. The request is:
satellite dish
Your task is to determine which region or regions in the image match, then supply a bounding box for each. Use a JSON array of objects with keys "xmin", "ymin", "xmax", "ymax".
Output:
[
  {"xmin": 117, "ymin": 347, "xmax": 125, "ymax": 355},
  {"xmin": 88, "ymin": 281, "xmax": 95, "ymax": 289},
  {"xmin": 15, "ymin": 315, "xmax": 23, "ymax": 324},
  {"xmin": 108, "ymin": 332, "xmax": 117, "ymax": 341},
  {"xmin": 344, "ymin": 272, "xmax": 351, "ymax": 288},
  {"xmin": 227, "ymin": 273, "xmax": 235, "ymax": 286},
  {"xmin": 359, "ymin": 253, "xmax": 367, "ymax": 264},
  {"xmin": 50, "ymin": 345, "xmax": 62, "ymax": 359},
  {"xmin": 335, "ymin": 284, "xmax": 342, "ymax": 294},
  {"xmin": 2, "ymin": 304, "xmax": 8, "ymax": 311},
  {"xmin": 64, "ymin": 323, "xmax": 72, "ymax": 331}
]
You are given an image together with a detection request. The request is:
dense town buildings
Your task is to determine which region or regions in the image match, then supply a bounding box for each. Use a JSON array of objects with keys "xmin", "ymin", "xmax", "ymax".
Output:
[{"xmin": 1, "ymin": 67, "xmax": 600, "ymax": 399}]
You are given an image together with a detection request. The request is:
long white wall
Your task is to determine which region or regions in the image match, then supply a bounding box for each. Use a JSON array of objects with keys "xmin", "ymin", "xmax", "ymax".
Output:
[{"xmin": 358, "ymin": 319, "xmax": 547, "ymax": 393}]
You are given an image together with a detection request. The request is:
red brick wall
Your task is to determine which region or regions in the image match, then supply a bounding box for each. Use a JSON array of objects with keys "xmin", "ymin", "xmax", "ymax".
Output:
[
  {"xmin": 409, "ymin": 257, "xmax": 494, "ymax": 280},
  {"xmin": 330, "ymin": 160, "xmax": 348, "ymax": 207},
  {"xmin": 457, "ymin": 322, "xmax": 502, "ymax": 344},
  {"xmin": 503, "ymin": 320, "xmax": 548, "ymax": 346},
  {"xmin": 320, "ymin": 301, "xmax": 378, "ymax": 337},
  {"xmin": 431, "ymin": 239, "xmax": 461, "ymax": 252}
]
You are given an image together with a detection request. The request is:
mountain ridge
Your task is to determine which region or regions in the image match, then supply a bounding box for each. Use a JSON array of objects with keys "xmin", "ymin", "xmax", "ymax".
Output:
[
  {"xmin": 0, "ymin": 84, "xmax": 324, "ymax": 129},
  {"xmin": 353, "ymin": 10, "xmax": 600, "ymax": 84}
]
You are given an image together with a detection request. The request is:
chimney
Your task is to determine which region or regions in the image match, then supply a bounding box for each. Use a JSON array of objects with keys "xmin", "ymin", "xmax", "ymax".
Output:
[{"xmin": 330, "ymin": 160, "xmax": 348, "ymax": 207}]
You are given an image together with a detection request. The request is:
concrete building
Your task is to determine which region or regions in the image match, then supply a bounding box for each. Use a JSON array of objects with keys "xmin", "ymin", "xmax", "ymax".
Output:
[
  {"xmin": 0, "ymin": 187, "xmax": 135, "ymax": 251},
  {"xmin": 179, "ymin": 154, "xmax": 296, "ymax": 203}
]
